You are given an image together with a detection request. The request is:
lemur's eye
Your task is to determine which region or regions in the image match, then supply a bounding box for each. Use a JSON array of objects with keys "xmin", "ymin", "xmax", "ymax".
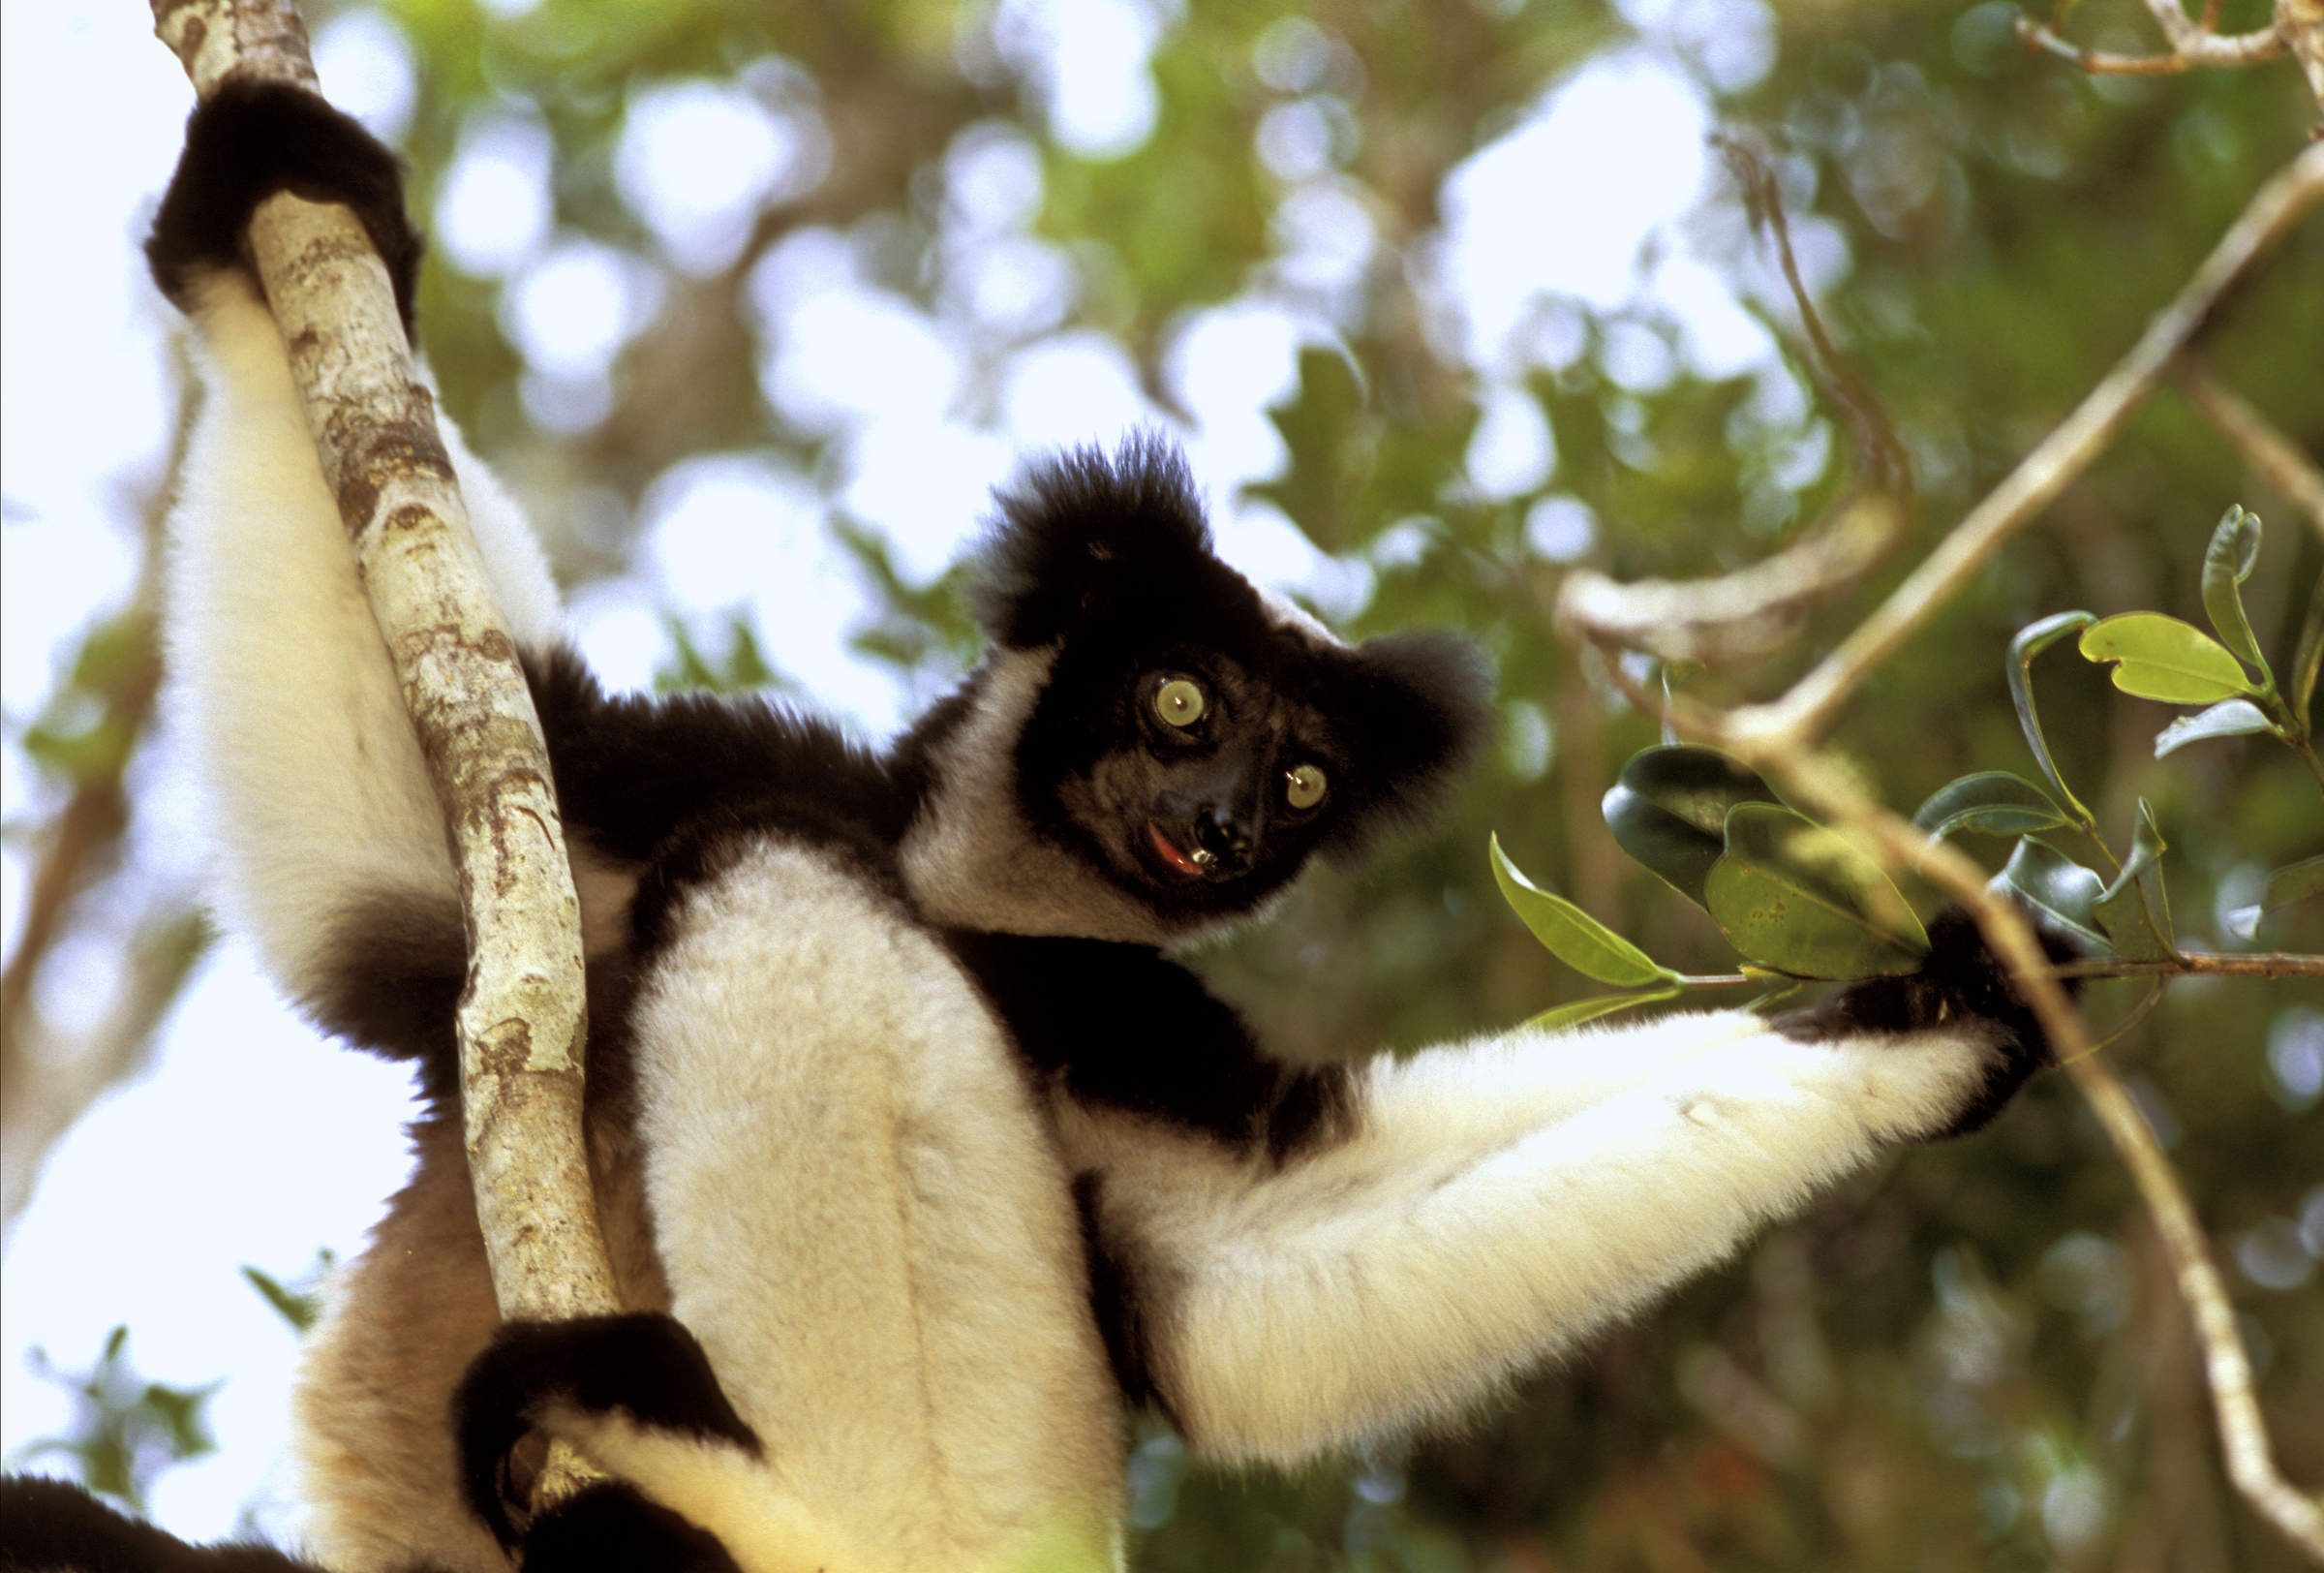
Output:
[
  {"xmin": 1285, "ymin": 763, "xmax": 1328, "ymax": 810},
  {"xmin": 1154, "ymin": 678, "xmax": 1207, "ymax": 728}
]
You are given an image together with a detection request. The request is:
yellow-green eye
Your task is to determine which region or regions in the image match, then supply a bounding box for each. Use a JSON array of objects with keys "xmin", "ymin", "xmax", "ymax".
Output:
[
  {"xmin": 1285, "ymin": 762, "xmax": 1328, "ymax": 811},
  {"xmin": 1155, "ymin": 678, "xmax": 1207, "ymax": 727}
]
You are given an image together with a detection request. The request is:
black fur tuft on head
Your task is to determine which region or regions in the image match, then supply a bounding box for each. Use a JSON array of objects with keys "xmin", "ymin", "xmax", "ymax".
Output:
[
  {"xmin": 147, "ymin": 78, "xmax": 425, "ymax": 339},
  {"xmin": 971, "ymin": 434, "xmax": 1214, "ymax": 649}
]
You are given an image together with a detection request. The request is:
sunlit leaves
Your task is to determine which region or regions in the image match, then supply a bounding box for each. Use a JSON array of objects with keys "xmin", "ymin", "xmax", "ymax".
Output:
[
  {"xmin": 1989, "ymin": 839, "xmax": 2108, "ymax": 951},
  {"xmin": 1525, "ymin": 987, "xmax": 1683, "ymax": 1032},
  {"xmin": 1705, "ymin": 803, "xmax": 1929, "ymax": 978},
  {"xmin": 2153, "ymin": 698, "xmax": 2274, "ymax": 756},
  {"xmin": 2078, "ymin": 612, "xmax": 2258, "ymax": 705},
  {"xmin": 2007, "ymin": 611, "xmax": 2096, "ymax": 824},
  {"xmin": 2200, "ymin": 505, "xmax": 2267, "ymax": 677},
  {"xmin": 1912, "ymin": 771, "xmax": 2071, "ymax": 840},
  {"xmin": 1489, "ymin": 835, "xmax": 1674, "ymax": 986},
  {"xmin": 2091, "ymin": 800, "xmax": 2172, "ymax": 961},
  {"xmin": 1600, "ymin": 744, "xmax": 1781, "ymax": 909}
]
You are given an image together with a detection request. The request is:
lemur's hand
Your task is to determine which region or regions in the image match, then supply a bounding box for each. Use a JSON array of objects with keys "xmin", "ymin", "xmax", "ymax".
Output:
[
  {"xmin": 1774, "ymin": 909, "xmax": 2081, "ymax": 1137},
  {"xmin": 452, "ymin": 1312, "xmax": 756, "ymax": 1571}
]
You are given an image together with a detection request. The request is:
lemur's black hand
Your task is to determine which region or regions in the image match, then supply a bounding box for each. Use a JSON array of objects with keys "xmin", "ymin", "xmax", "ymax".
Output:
[
  {"xmin": 146, "ymin": 77, "xmax": 423, "ymax": 339},
  {"xmin": 1774, "ymin": 908, "xmax": 2081, "ymax": 1137},
  {"xmin": 452, "ymin": 1312, "xmax": 760, "ymax": 1560}
]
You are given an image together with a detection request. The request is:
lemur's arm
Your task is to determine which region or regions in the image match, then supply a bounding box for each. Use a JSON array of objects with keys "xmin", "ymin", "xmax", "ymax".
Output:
[
  {"xmin": 1070, "ymin": 913, "xmax": 2051, "ymax": 1465},
  {"xmin": 151, "ymin": 83, "xmax": 566, "ymax": 1039}
]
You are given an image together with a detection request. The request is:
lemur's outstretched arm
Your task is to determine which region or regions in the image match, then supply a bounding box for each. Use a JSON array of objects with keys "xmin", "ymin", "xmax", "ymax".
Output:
[{"xmin": 1072, "ymin": 912, "xmax": 2052, "ymax": 1464}]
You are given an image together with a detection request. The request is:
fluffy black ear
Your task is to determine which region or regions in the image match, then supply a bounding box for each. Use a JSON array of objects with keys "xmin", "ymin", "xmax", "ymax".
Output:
[
  {"xmin": 1322, "ymin": 628, "xmax": 1495, "ymax": 854},
  {"xmin": 971, "ymin": 434, "xmax": 1215, "ymax": 648}
]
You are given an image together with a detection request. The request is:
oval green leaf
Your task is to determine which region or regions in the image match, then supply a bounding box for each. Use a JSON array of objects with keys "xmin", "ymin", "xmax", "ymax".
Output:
[
  {"xmin": 1524, "ymin": 987, "xmax": 1683, "ymax": 1033},
  {"xmin": 1911, "ymin": 771, "xmax": 2070, "ymax": 840},
  {"xmin": 2201, "ymin": 505, "xmax": 2267, "ymax": 678},
  {"xmin": 2007, "ymin": 611, "xmax": 2096, "ymax": 823},
  {"xmin": 2093, "ymin": 799, "xmax": 2173, "ymax": 961},
  {"xmin": 2263, "ymin": 854, "xmax": 2324, "ymax": 915},
  {"xmin": 1490, "ymin": 834, "xmax": 1675, "ymax": 986},
  {"xmin": 1703, "ymin": 803, "xmax": 1930, "ymax": 979},
  {"xmin": 2079, "ymin": 613, "xmax": 2258, "ymax": 704},
  {"xmin": 2153, "ymin": 697, "xmax": 2275, "ymax": 757},
  {"xmin": 1990, "ymin": 838, "xmax": 2109, "ymax": 952},
  {"xmin": 1601, "ymin": 745, "xmax": 1782, "ymax": 910}
]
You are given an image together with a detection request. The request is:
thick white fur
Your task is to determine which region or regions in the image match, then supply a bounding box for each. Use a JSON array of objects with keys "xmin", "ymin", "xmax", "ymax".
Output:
[
  {"xmin": 625, "ymin": 840, "xmax": 1124, "ymax": 1572},
  {"xmin": 169, "ymin": 262, "xmax": 2006, "ymax": 1570},
  {"xmin": 163, "ymin": 273, "xmax": 564, "ymax": 1001},
  {"xmin": 1064, "ymin": 1006, "xmax": 1998, "ymax": 1464}
]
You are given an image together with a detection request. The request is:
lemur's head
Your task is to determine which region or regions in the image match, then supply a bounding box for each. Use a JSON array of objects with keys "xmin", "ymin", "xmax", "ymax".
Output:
[{"xmin": 901, "ymin": 436, "xmax": 1492, "ymax": 945}]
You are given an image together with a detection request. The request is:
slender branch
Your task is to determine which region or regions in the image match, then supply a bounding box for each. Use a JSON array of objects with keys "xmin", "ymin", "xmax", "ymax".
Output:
[
  {"xmin": 1690, "ymin": 723, "xmax": 2324, "ymax": 1560},
  {"xmin": 2176, "ymin": 365, "xmax": 2324, "ymax": 542},
  {"xmin": 151, "ymin": 0, "xmax": 616, "ymax": 1508},
  {"xmin": 2015, "ymin": 21, "xmax": 2208, "ymax": 74},
  {"xmin": 1720, "ymin": 141, "xmax": 2324, "ymax": 753},
  {"xmin": 1555, "ymin": 138, "xmax": 1911, "ymax": 667},
  {"xmin": 2049, "ymin": 951, "xmax": 2324, "ymax": 979}
]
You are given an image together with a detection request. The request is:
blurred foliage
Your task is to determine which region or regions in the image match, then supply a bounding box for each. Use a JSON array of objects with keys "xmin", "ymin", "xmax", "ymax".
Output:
[
  {"xmin": 21, "ymin": 0, "xmax": 2324, "ymax": 1562},
  {"xmin": 9, "ymin": 1328, "xmax": 220, "ymax": 1513}
]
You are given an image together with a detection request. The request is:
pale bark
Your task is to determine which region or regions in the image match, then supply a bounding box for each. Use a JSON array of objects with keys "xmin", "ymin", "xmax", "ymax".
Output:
[{"xmin": 148, "ymin": 0, "xmax": 618, "ymax": 1329}]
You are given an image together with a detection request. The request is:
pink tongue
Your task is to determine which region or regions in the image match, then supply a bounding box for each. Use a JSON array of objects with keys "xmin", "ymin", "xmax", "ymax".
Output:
[{"xmin": 1146, "ymin": 821, "xmax": 1204, "ymax": 878}]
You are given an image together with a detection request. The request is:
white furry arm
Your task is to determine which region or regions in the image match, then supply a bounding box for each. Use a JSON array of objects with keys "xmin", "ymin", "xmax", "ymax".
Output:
[
  {"xmin": 1075, "ymin": 1007, "xmax": 2000, "ymax": 1465},
  {"xmin": 163, "ymin": 272, "xmax": 563, "ymax": 996}
]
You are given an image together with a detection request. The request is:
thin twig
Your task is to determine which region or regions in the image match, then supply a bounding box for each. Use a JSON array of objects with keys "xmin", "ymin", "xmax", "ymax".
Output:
[
  {"xmin": 2176, "ymin": 365, "xmax": 2324, "ymax": 541},
  {"xmin": 1719, "ymin": 141, "xmax": 2324, "ymax": 753},
  {"xmin": 1676, "ymin": 718, "xmax": 2324, "ymax": 1560},
  {"xmin": 2048, "ymin": 951, "xmax": 2324, "ymax": 978}
]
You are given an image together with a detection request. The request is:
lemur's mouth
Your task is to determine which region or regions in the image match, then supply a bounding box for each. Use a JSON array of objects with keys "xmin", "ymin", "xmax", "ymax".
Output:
[{"xmin": 1144, "ymin": 820, "xmax": 1208, "ymax": 881}]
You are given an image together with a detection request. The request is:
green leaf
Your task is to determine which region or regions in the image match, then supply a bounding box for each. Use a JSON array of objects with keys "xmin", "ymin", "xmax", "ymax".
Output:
[
  {"xmin": 1601, "ymin": 745, "xmax": 1782, "ymax": 910},
  {"xmin": 1911, "ymin": 771, "xmax": 2070, "ymax": 840},
  {"xmin": 2292, "ymin": 573, "xmax": 2322, "ymax": 725},
  {"xmin": 2200, "ymin": 505, "xmax": 2268, "ymax": 679},
  {"xmin": 1490, "ymin": 834, "xmax": 1675, "ymax": 986},
  {"xmin": 1703, "ymin": 804, "xmax": 1930, "ymax": 979},
  {"xmin": 2264, "ymin": 854, "xmax": 2324, "ymax": 914},
  {"xmin": 1524, "ymin": 987, "xmax": 1683, "ymax": 1032},
  {"xmin": 2008, "ymin": 611, "xmax": 2097, "ymax": 824},
  {"xmin": 1990, "ymin": 838, "xmax": 2109, "ymax": 951},
  {"xmin": 2154, "ymin": 698, "xmax": 2276, "ymax": 757},
  {"xmin": 2093, "ymin": 800, "xmax": 2173, "ymax": 961},
  {"xmin": 2225, "ymin": 857, "xmax": 2320, "ymax": 941},
  {"xmin": 2079, "ymin": 612, "xmax": 2260, "ymax": 704}
]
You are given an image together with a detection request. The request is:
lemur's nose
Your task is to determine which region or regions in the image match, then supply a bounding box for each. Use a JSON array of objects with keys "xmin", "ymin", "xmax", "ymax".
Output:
[{"xmin": 1191, "ymin": 805, "xmax": 1254, "ymax": 873}]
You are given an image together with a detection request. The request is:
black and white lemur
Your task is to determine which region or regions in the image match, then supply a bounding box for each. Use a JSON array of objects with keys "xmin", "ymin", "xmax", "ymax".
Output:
[{"xmin": 0, "ymin": 79, "xmax": 2056, "ymax": 1573}]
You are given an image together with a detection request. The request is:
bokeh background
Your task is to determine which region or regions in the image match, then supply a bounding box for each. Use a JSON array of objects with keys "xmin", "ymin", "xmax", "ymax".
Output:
[{"xmin": 2, "ymin": 0, "xmax": 2319, "ymax": 1566}]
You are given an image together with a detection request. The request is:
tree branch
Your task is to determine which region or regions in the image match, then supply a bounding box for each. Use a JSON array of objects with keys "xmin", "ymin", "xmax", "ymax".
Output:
[
  {"xmin": 2013, "ymin": 0, "xmax": 2322, "ymax": 116},
  {"xmin": 2175, "ymin": 364, "xmax": 2324, "ymax": 542},
  {"xmin": 1714, "ymin": 141, "xmax": 2324, "ymax": 754},
  {"xmin": 149, "ymin": 0, "xmax": 618, "ymax": 1356}
]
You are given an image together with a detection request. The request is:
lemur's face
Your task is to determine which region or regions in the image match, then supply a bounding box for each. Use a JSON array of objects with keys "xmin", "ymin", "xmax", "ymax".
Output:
[{"xmin": 1052, "ymin": 649, "xmax": 1341, "ymax": 914}]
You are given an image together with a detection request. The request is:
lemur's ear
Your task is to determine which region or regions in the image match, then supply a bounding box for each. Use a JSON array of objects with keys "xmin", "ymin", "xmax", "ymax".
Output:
[
  {"xmin": 1317, "ymin": 629, "xmax": 1496, "ymax": 856},
  {"xmin": 971, "ymin": 433, "xmax": 1214, "ymax": 648}
]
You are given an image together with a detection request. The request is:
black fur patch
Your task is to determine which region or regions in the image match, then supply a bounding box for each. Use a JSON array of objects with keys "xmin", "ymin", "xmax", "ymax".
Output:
[
  {"xmin": 1773, "ymin": 909, "xmax": 2080, "ymax": 1137},
  {"xmin": 970, "ymin": 435, "xmax": 1213, "ymax": 650},
  {"xmin": 1071, "ymin": 1172, "xmax": 1178, "ymax": 1426},
  {"xmin": 946, "ymin": 931, "xmax": 1355, "ymax": 1161},
  {"xmin": 0, "ymin": 1475, "xmax": 348, "ymax": 1573},
  {"xmin": 453, "ymin": 1314, "xmax": 762, "ymax": 1551},
  {"xmin": 146, "ymin": 79, "xmax": 424, "ymax": 339},
  {"xmin": 525, "ymin": 647, "xmax": 910, "ymax": 869},
  {"xmin": 516, "ymin": 1482, "xmax": 744, "ymax": 1573}
]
